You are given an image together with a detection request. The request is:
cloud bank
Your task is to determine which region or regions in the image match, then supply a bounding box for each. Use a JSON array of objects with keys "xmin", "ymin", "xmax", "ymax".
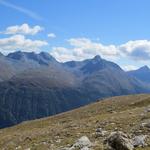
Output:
[
  {"xmin": 0, "ymin": 34, "xmax": 48, "ymax": 53},
  {"xmin": 119, "ymin": 40, "xmax": 150, "ymax": 60},
  {"xmin": 0, "ymin": 24, "xmax": 48, "ymax": 53},
  {"xmin": 50, "ymin": 38, "xmax": 150, "ymax": 62},
  {"xmin": 51, "ymin": 38, "xmax": 118, "ymax": 62}
]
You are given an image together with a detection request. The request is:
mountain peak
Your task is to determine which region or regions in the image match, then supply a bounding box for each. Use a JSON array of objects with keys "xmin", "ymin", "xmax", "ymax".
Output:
[
  {"xmin": 93, "ymin": 55, "xmax": 102, "ymax": 61},
  {"xmin": 7, "ymin": 51, "xmax": 26, "ymax": 60},
  {"xmin": 6, "ymin": 51, "xmax": 57, "ymax": 66},
  {"xmin": 139, "ymin": 65, "xmax": 150, "ymax": 71},
  {"xmin": 0, "ymin": 52, "xmax": 4, "ymax": 57},
  {"xmin": 39, "ymin": 52, "xmax": 56, "ymax": 62}
]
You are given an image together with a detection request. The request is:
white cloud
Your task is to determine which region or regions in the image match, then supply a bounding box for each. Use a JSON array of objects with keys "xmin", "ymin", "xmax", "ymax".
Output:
[
  {"xmin": 122, "ymin": 65, "xmax": 138, "ymax": 71},
  {"xmin": 50, "ymin": 38, "xmax": 150, "ymax": 62},
  {"xmin": 0, "ymin": 34, "xmax": 48, "ymax": 53},
  {"xmin": 50, "ymin": 38, "xmax": 119, "ymax": 62},
  {"xmin": 2, "ymin": 24, "xmax": 43, "ymax": 35},
  {"xmin": 119, "ymin": 40, "xmax": 150, "ymax": 60},
  {"xmin": 0, "ymin": 0, "xmax": 42, "ymax": 20},
  {"xmin": 48, "ymin": 33, "xmax": 56, "ymax": 38}
]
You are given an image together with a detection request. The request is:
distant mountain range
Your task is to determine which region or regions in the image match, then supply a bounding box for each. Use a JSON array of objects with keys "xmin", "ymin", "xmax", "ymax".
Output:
[
  {"xmin": 127, "ymin": 65, "xmax": 150, "ymax": 84},
  {"xmin": 0, "ymin": 51, "xmax": 150, "ymax": 128}
]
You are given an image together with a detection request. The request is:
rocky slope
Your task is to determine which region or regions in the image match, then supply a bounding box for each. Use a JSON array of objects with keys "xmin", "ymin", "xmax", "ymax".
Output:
[{"xmin": 1, "ymin": 94, "xmax": 150, "ymax": 149}]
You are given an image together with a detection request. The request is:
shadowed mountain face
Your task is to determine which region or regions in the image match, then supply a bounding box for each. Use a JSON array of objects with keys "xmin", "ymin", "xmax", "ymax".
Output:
[
  {"xmin": 127, "ymin": 66, "xmax": 150, "ymax": 84},
  {"xmin": 0, "ymin": 51, "xmax": 150, "ymax": 128}
]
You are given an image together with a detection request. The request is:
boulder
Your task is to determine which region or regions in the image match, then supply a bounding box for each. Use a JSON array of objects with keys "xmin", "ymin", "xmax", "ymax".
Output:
[
  {"xmin": 60, "ymin": 136, "xmax": 92, "ymax": 150},
  {"xmin": 106, "ymin": 131, "xmax": 134, "ymax": 150},
  {"xmin": 73, "ymin": 136, "xmax": 92, "ymax": 148}
]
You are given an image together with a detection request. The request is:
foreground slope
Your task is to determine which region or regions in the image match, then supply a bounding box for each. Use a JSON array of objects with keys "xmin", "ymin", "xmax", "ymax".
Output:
[{"xmin": 1, "ymin": 94, "xmax": 150, "ymax": 150}]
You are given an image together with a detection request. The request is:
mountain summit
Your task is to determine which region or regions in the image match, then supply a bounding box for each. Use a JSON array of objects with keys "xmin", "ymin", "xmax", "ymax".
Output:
[
  {"xmin": 93, "ymin": 55, "xmax": 102, "ymax": 61},
  {"xmin": 127, "ymin": 65, "xmax": 150, "ymax": 83},
  {"xmin": 138, "ymin": 65, "xmax": 150, "ymax": 71},
  {"xmin": 7, "ymin": 51, "xmax": 57, "ymax": 65}
]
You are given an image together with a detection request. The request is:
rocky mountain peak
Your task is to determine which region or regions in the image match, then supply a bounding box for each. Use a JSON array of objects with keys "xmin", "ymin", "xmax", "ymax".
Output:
[
  {"xmin": 39, "ymin": 52, "xmax": 56, "ymax": 62},
  {"xmin": 139, "ymin": 65, "xmax": 150, "ymax": 71},
  {"xmin": 7, "ymin": 51, "xmax": 26, "ymax": 60},
  {"xmin": 93, "ymin": 55, "xmax": 102, "ymax": 61}
]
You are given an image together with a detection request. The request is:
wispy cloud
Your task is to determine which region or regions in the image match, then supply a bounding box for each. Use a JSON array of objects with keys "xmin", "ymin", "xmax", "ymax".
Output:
[
  {"xmin": 47, "ymin": 33, "xmax": 56, "ymax": 38},
  {"xmin": 0, "ymin": 0, "xmax": 42, "ymax": 20}
]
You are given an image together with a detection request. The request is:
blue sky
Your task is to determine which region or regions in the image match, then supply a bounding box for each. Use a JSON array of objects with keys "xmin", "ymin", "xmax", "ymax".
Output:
[{"xmin": 0, "ymin": 0, "xmax": 150, "ymax": 70}]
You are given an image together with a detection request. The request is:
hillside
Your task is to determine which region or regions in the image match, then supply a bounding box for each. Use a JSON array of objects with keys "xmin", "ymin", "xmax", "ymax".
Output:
[
  {"xmin": 1, "ymin": 94, "xmax": 150, "ymax": 150},
  {"xmin": 1, "ymin": 52, "xmax": 150, "ymax": 128}
]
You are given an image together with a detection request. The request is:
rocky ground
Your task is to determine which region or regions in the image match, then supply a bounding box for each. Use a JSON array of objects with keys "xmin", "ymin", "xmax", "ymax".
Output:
[{"xmin": 1, "ymin": 94, "xmax": 150, "ymax": 150}]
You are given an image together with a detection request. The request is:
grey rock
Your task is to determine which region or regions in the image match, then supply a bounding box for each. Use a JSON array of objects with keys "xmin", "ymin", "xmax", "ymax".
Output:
[
  {"xmin": 144, "ymin": 107, "xmax": 150, "ymax": 113},
  {"xmin": 106, "ymin": 131, "xmax": 134, "ymax": 150},
  {"xmin": 141, "ymin": 121, "xmax": 150, "ymax": 128},
  {"xmin": 73, "ymin": 136, "xmax": 92, "ymax": 148},
  {"xmin": 132, "ymin": 135, "xmax": 147, "ymax": 147},
  {"xmin": 60, "ymin": 136, "xmax": 92, "ymax": 150},
  {"xmin": 95, "ymin": 128, "xmax": 108, "ymax": 137}
]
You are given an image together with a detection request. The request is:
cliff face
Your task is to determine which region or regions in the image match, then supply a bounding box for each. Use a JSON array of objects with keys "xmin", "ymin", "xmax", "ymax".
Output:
[{"xmin": 0, "ymin": 51, "xmax": 150, "ymax": 128}]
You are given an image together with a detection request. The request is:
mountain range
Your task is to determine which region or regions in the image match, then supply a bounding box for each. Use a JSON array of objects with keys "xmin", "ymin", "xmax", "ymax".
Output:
[{"xmin": 0, "ymin": 51, "xmax": 150, "ymax": 128}]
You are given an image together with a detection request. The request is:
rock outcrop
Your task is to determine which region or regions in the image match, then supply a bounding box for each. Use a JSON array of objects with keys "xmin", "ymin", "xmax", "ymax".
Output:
[{"xmin": 106, "ymin": 131, "xmax": 134, "ymax": 150}]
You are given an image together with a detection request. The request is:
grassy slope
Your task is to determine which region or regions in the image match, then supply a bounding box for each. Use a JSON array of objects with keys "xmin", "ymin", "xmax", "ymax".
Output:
[{"xmin": 1, "ymin": 94, "xmax": 150, "ymax": 150}]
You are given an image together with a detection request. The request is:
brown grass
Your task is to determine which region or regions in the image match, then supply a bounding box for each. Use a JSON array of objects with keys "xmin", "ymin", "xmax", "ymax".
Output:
[{"xmin": 1, "ymin": 94, "xmax": 150, "ymax": 150}]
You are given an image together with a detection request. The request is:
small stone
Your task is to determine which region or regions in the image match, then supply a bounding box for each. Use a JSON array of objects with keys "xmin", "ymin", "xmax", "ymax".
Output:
[
  {"xmin": 15, "ymin": 146, "xmax": 21, "ymax": 150},
  {"xmin": 141, "ymin": 122, "xmax": 150, "ymax": 128},
  {"xmin": 144, "ymin": 107, "xmax": 150, "ymax": 113},
  {"xmin": 114, "ymin": 128, "xmax": 118, "ymax": 131},
  {"xmin": 25, "ymin": 148, "xmax": 31, "ymax": 150},
  {"xmin": 132, "ymin": 135, "xmax": 147, "ymax": 147},
  {"xmin": 81, "ymin": 147, "xmax": 90, "ymax": 150},
  {"xmin": 95, "ymin": 128, "xmax": 108, "ymax": 137}
]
